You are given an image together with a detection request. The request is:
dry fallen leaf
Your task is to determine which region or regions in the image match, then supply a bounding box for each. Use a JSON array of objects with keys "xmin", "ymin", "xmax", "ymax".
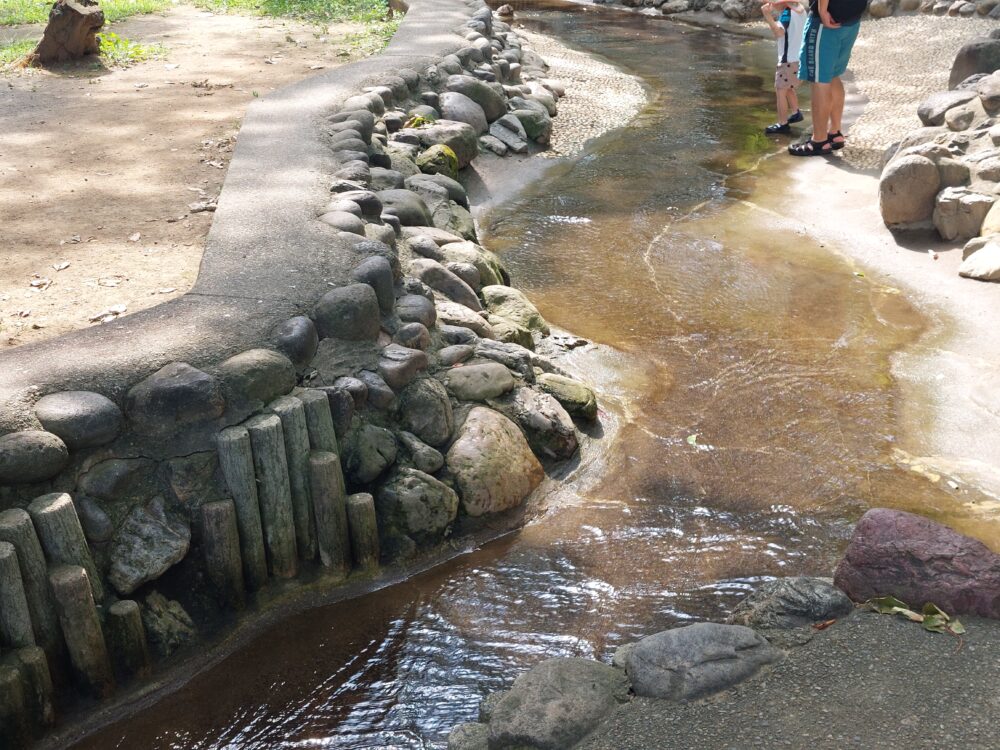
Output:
[
  {"xmin": 53, "ymin": 261, "xmax": 70, "ymax": 271},
  {"xmin": 157, "ymin": 287, "xmax": 176, "ymax": 294},
  {"xmin": 128, "ymin": 232, "xmax": 141, "ymax": 242},
  {"xmin": 98, "ymin": 276, "xmax": 124, "ymax": 287},
  {"xmin": 29, "ymin": 276, "xmax": 52, "ymax": 291},
  {"xmin": 812, "ymin": 619, "xmax": 837, "ymax": 631}
]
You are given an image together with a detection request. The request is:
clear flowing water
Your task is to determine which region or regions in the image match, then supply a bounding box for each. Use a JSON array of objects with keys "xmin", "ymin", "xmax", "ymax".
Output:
[{"xmin": 69, "ymin": 7, "xmax": 1000, "ymax": 750}]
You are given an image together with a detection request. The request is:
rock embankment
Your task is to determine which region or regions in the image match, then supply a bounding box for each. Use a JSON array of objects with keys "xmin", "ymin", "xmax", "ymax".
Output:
[
  {"xmin": 0, "ymin": 0, "xmax": 619, "ymax": 744},
  {"xmin": 879, "ymin": 30, "xmax": 1000, "ymax": 281},
  {"xmin": 449, "ymin": 510, "xmax": 1000, "ymax": 750}
]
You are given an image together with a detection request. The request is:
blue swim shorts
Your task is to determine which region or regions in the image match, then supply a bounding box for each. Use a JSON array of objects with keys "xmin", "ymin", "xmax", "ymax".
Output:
[{"xmin": 798, "ymin": 14, "xmax": 860, "ymax": 84}]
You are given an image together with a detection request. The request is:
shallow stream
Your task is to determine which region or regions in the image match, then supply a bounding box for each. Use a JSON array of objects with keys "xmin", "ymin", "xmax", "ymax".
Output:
[{"xmin": 69, "ymin": 6, "xmax": 999, "ymax": 749}]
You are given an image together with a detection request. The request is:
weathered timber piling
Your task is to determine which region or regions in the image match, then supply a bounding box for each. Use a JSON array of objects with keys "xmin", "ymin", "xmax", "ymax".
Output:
[
  {"xmin": 28, "ymin": 493, "xmax": 104, "ymax": 602},
  {"xmin": 48, "ymin": 565, "xmax": 114, "ymax": 699},
  {"xmin": 245, "ymin": 414, "xmax": 298, "ymax": 579},
  {"xmin": 216, "ymin": 426, "xmax": 269, "ymax": 591},
  {"xmin": 268, "ymin": 396, "xmax": 317, "ymax": 562},
  {"xmin": 0, "ymin": 541, "xmax": 35, "ymax": 649},
  {"xmin": 200, "ymin": 500, "xmax": 246, "ymax": 609},
  {"xmin": 346, "ymin": 493, "xmax": 379, "ymax": 571},
  {"xmin": 0, "ymin": 509, "xmax": 62, "ymax": 658},
  {"xmin": 308, "ymin": 451, "xmax": 351, "ymax": 574},
  {"xmin": 0, "ymin": 663, "xmax": 28, "ymax": 749},
  {"xmin": 105, "ymin": 600, "xmax": 152, "ymax": 682},
  {"xmin": 10, "ymin": 646, "xmax": 56, "ymax": 729},
  {"xmin": 296, "ymin": 388, "xmax": 339, "ymax": 453}
]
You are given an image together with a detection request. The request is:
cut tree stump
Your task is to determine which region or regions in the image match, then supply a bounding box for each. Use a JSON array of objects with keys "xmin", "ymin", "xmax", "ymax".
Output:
[{"xmin": 32, "ymin": 0, "xmax": 105, "ymax": 65}]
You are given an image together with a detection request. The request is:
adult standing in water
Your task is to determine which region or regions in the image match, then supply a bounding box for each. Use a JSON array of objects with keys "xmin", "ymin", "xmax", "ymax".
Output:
[{"xmin": 788, "ymin": 0, "xmax": 868, "ymax": 156}]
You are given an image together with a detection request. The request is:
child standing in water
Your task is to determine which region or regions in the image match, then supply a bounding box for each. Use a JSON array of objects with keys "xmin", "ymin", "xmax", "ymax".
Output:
[{"xmin": 760, "ymin": 0, "xmax": 807, "ymax": 135}]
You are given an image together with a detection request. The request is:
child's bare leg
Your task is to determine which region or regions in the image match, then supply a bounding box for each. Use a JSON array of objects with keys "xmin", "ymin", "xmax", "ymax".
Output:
[
  {"xmin": 776, "ymin": 89, "xmax": 789, "ymax": 124},
  {"xmin": 786, "ymin": 88, "xmax": 799, "ymax": 115}
]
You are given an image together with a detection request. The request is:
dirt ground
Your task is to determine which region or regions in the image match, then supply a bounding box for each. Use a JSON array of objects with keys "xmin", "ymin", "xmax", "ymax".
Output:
[{"xmin": 0, "ymin": 4, "xmax": 379, "ymax": 349}]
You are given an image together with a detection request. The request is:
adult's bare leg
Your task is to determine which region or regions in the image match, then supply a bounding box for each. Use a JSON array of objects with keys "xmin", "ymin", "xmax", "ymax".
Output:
[
  {"xmin": 810, "ymin": 81, "xmax": 832, "ymax": 143},
  {"xmin": 828, "ymin": 76, "xmax": 846, "ymax": 144}
]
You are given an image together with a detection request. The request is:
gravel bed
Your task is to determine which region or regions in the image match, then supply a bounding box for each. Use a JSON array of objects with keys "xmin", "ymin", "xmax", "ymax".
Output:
[
  {"xmin": 520, "ymin": 28, "xmax": 648, "ymax": 157},
  {"xmin": 846, "ymin": 15, "xmax": 997, "ymax": 169}
]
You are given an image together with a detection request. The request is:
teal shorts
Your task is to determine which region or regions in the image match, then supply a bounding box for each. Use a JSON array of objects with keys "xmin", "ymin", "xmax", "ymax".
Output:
[{"xmin": 798, "ymin": 14, "xmax": 860, "ymax": 84}]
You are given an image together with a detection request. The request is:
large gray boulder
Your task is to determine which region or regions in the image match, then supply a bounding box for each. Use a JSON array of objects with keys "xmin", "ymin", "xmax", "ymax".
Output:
[
  {"xmin": 535, "ymin": 373, "xmax": 598, "ymax": 421},
  {"xmin": 728, "ymin": 577, "xmax": 854, "ymax": 629},
  {"xmin": 445, "ymin": 406, "xmax": 544, "ymax": 516},
  {"xmin": 440, "ymin": 241, "xmax": 508, "ymax": 287},
  {"xmin": 109, "ymin": 497, "xmax": 191, "ymax": 596},
  {"xmin": 377, "ymin": 189, "xmax": 434, "ymax": 226},
  {"xmin": 409, "ymin": 258, "xmax": 482, "ymax": 311},
  {"xmin": 439, "ymin": 91, "xmax": 489, "ymax": 135},
  {"xmin": 495, "ymin": 386, "xmax": 578, "ymax": 461},
  {"xmin": 440, "ymin": 362, "xmax": 515, "ymax": 401},
  {"xmin": 34, "ymin": 391, "xmax": 122, "ymax": 449},
  {"xmin": 217, "ymin": 349, "xmax": 296, "ymax": 406},
  {"xmin": 917, "ymin": 90, "xmax": 978, "ymax": 126},
  {"xmin": 959, "ymin": 238, "xmax": 1000, "ymax": 281},
  {"xmin": 481, "ymin": 285, "xmax": 549, "ymax": 335},
  {"xmin": 618, "ymin": 623, "xmax": 781, "ymax": 701},
  {"xmin": 879, "ymin": 154, "xmax": 941, "ymax": 227},
  {"xmin": 721, "ymin": 0, "xmax": 759, "ymax": 19},
  {"xmin": 125, "ymin": 363, "xmax": 225, "ymax": 436},
  {"xmin": 436, "ymin": 301, "xmax": 496, "ymax": 339},
  {"xmin": 0, "ymin": 430, "xmax": 69, "ymax": 484},
  {"xmin": 402, "ymin": 120, "xmax": 479, "ymax": 169},
  {"xmin": 933, "ymin": 187, "xmax": 995, "ymax": 240},
  {"xmin": 949, "ymin": 35, "xmax": 1000, "ymax": 89},
  {"xmin": 446, "ymin": 74, "xmax": 507, "ymax": 121},
  {"xmin": 487, "ymin": 658, "xmax": 630, "ymax": 750}
]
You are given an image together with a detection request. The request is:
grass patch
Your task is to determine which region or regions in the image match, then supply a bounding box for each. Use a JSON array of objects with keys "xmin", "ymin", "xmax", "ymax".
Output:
[
  {"xmin": 191, "ymin": 0, "xmax": 391, "ymax": 24},
  {"xmin": 0, "ymin": 38, "xmax": 35, "ymax": 66},
  {"xmin": 342, "ymin": 18, "xmax": 398, "ymax": 54},
  {"xmin": 0, "ymin": 0, "xmax": 171, "ymax": 26},
  {"xmin": 99, "ymin": 30, "xmax": 165, "ymax": 66}
]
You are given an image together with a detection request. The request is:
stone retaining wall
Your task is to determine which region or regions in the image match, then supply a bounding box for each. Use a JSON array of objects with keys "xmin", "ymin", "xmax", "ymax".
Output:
[{"xmin": 0, "ymin": 0, "xmax": 603, "ymax": 744}]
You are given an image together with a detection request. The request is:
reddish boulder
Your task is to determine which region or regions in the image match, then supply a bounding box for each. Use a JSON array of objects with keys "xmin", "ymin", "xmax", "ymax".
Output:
[{"xmin": 834, "ymin": 508, "xmax": 1000, "ymax": 618}]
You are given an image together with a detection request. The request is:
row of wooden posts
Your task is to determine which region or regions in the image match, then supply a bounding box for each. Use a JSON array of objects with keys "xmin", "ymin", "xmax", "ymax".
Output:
[{"xmin": 0, "ymin": 388, "xmax": 381, "ymax": 745}]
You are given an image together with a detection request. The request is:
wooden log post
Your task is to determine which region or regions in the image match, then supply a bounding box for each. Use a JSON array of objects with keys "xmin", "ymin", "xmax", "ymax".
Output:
[
  {"xmin": 0, "ymin": 542, "xmax": 35, "ymax": 649},
  {"xmin": 345, "ymin": 493, "xmax": 379, "ymax": 571},
  {"xmin": 48, "ymin": 565, "xmax": 113, "ymax": 699},
  {"xmin": 0, "ymin": 509, "xmax": 62, "ymax": 660},
  {"xmin": 245, "ymin": 414, "xmax": 298, "ymax": 579},
  {"xmin": 200, "ymin": 501, "xmax": 245, "ymax": 610},
  {"xmin": 308, "ymin": 452, "xmax": 351, "ymax": 575},
  {"xmin": 104, "ymin": 600, "xmax": 151, "ymax": 683},
  {"xmin": 0, "ymin": 664, "xmax": 28, "ymax": 749},
  {"xmin": 268, "ymin": 397, "xmax": 317, "ymax": 562},
  {"xmin": 27, "ymin": 493, "xmax": 104, "ymax": 603},
  {"xmin": 10, "ymin": 646, "xmax": 55, "ymax": 730},
  {"xmin": 296, "ymin": 389, "xmax": 339, "ymax": 453},
  {"xmin": 216, "ymin": 426, "xmax": 269, "ymax": 591}
]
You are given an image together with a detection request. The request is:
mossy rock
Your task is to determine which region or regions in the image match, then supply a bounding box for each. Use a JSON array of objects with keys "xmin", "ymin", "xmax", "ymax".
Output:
[{"xmin": 416, "ymin": 144, "xmax": 459, "ymax": 179}]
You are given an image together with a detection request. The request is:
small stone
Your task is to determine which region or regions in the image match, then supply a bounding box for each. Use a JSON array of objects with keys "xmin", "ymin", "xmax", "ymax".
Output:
[
  {"xmin": 394, "ymin": 321, "xmax": 432, "ymax": 350},
  {"xmin": 351, "ymin": 256, "xmax": 395, "ymax": 313},
  {"xmin": 141, "ymin": 592, "xmax": 195, "ymax": 659},
  {"xmin": 319, "ymin": 386, "xmax": 356, "ymax": 437},
  {"xmin": 74, "ymin": 495, "xmax": 114, "ymax": 543},
  {"xmin": 437, "ymin": 344, "xmax": 475, "ymax": 366},
  {"xmin": 495, "ymin": 386, "xmax": 577, "ymax": 460},
  {"xmin": 447, "ymin": 722, "xmax": 489, "ymax": 750},
  {"xmin": 314, "ymin": 283, "xmax": 381, "ymax": 340},
  {"xmin": 409, "ymin": 258, "xmax": 482, "ymax": 311},
  {"xmin": 270, "ymin": 316, "xmax": 319, "ymax": 369},
  {"xmin": 378, "ymin": 344, "xmax": 429, "ymax": 391},
  {"xmin": 342, "ymin": 423, "xmax": 398, "ymax": 484},
  {"xmin": 536, "ymin": 373, "xmax": 598, "ymax": 421},
  {"xmin": 438, "ymin": 91, "xmax": 489, "ymax": 135},
  {"xmin": 399, "ymin": 378, "xmax": 454, "ymax": 447},
  {"xmin": 336, "ymin": 189, "xmax": 383, "ymax": 219},
  {"xmin": 397, "ymin": 430, "xmax": 444, "ymax": 473},
  {"xmin": 375, "ymin": 467, "xmax": 459, "ymax": 547},
  {"xmin": 481, "ymin": 285, "xmax": 548, "ymax": 334},
  {"xmin": 33, "ymin": 391, "xmax": 122, "ymax": 450},
  {"xmin": 331, "ymin": 376, "xmax": 368, "ymax": 408},
  {"xmin": 416, "ymin": 144, "xmax": 461, "ymax": 179},
  {"xmin": 0, "ymin": 430, "xmax": 69, "ymax": 484},
  {"xmin": 319, "ymin": 211, "xmax": 366, "ymax": 235},
  {"xmin": 378, "ymin": 189, "xmax": 434, "ymax": 226},
  {"xmin": 436, "ymin": 301, "xmax": 496, "ymax": 339},
  {"xmin": 356, "ymin": 370, "xmax": 396, "ymax": 410},
  {"xmin": 396, "ymin": 293, "xmax": 438, "ymax": 328},
  {"xmin": 728, "ymin": 576, "xmax": 854, "ymax": 629}
]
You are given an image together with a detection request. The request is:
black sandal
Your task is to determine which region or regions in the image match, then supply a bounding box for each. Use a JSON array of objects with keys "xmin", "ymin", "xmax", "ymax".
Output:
[
  {"xmin": 788, "ymin": 138, "xmax": 831, "ymax": 157},
  {"xmin": 828, "ymin": 131, "xmax": 846, "ymax": 150},
  {"xmin": 765, "ymin": 122, "xmax": 792, "ymax": 135}
]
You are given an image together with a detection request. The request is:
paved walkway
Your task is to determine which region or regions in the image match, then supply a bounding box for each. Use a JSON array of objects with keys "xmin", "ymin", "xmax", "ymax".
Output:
[{"xmin": 579, "ymin": 610, "xmax": 1000, "ymax": 749}]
